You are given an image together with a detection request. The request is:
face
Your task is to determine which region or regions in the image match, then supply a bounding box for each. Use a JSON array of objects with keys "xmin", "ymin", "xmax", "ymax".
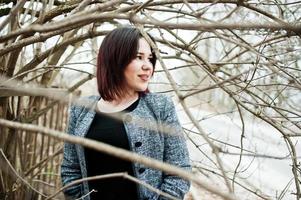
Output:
[{"xmin": 123, "ymin": 38, "xmax": 154, "ymax": 95}]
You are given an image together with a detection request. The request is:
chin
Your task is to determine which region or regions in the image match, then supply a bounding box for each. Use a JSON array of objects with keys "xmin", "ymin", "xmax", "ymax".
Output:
[
  {"xmin": 135, "ymin": 86, "xmax": 148, "ymax": 92},
  {"xmin": 136, "ymin": 88, "xmax": 147, "ymax": 92}
]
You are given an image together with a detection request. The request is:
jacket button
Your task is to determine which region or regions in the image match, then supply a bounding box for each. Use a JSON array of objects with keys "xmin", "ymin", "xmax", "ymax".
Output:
[
  {"xmin": 135, "ymin": 142, "xmax": 142, "ymax": 147},
  {"xmin": 138, "ymin": 168, "xmax": 145, "ymax": 174},
  {"xmin": 123, "ymin": 114, "xmax": 132, "ymax": 123}
]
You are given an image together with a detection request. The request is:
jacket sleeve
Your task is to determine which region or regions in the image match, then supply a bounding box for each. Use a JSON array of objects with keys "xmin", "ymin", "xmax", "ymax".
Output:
[
  {"xmin": 60, "ymin": 105, "xmax": 82, "ymax": 199},
  {"xmin": 152, "ymin": 96, "xmax": 191, "ymax": 200}
]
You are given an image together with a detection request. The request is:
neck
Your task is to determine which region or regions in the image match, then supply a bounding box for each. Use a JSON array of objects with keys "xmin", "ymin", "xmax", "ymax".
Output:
[
  {"xmin": 110, "ymin": 92, "xmax": 139, "ymax": 106},
  {"xmin": 98, "ymin": 92, "xmax": 139, "ymax": 113}
]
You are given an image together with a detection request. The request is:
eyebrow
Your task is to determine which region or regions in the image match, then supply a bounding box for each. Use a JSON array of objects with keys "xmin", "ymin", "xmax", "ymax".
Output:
[{"xmin": 137, "ymin": 52, "xmax": 153, "ymax": 57}]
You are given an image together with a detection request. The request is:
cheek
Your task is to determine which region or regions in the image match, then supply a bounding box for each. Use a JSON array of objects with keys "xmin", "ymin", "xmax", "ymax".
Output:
[
  {"xmin": 126, "ymin": 68, "xmax": 136, "ymax": 78},
  {"xmin": 125, "ymin": 64, "xmax": 138, "ymax": 79},
  {"xmin": 127, "ymin": 62, "xmax": 140, "ymax": 74}
]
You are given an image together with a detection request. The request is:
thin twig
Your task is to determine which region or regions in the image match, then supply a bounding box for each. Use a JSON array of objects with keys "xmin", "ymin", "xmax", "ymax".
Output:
[
  {"xmin": 0, "ymin": 0, "xmax": 27, "ymax": 31},
  {"xmin": 0, "ymin": 149, "xmax": 48, "ymax": 198},
  {"xmin": 137, "ymin": 25, "xmax": 235, "ymax": 195}
]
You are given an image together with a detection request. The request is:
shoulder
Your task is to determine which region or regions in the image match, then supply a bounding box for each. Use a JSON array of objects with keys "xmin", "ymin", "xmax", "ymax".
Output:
[
  {"xmin": 70, "ymin": 95, "xmax": 100, "ymax": 114},
  {"xmin": 142, "ymin": 92, "xmax": 172, "ymax": 105},
  {"xmin": 140, "ymin": 93, "xmax": 175, "ymax": 116}
]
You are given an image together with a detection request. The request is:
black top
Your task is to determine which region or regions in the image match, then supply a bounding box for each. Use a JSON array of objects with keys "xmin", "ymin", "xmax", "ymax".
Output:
[{"xmin": 84, "ymin": 98, "xmax": 140, "ymax": 200}]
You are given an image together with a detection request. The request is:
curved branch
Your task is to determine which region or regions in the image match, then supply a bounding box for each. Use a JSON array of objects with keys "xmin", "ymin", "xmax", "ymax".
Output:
[{"xmin": 0, "ymin": 118, "xmax": 238, "ymax": 200}]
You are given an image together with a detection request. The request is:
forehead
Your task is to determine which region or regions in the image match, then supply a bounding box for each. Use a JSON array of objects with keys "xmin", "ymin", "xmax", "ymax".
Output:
[{"xmin": 137, "ymin": 38, "xmax": 152, "ymax": 54}]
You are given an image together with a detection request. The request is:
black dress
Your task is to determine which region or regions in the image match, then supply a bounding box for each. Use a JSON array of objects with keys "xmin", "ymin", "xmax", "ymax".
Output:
[{"xmin": 84, "ymin": 99, "xmax": 139, "ymax": 200}]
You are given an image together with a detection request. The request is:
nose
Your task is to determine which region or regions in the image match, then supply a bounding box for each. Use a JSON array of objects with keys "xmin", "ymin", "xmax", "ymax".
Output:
[{"xmin": 142, "ymin": 60, "xmax": 153, "ymax": 71}]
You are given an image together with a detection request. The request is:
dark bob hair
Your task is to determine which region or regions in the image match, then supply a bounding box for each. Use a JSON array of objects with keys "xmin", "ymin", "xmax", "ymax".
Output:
[{"xmin": 96, "ymin": 27, "xmax": 157, "ymax": 101}]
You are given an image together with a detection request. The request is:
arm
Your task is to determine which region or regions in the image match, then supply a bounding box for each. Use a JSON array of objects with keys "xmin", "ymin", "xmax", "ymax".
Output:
[
  {"xmin": 153, "ymin": 96, "xmax": 191, "ymax": 200},
  {"xmin": 60, "ymin": 105, "xmax": 82, "ymax": 199}
]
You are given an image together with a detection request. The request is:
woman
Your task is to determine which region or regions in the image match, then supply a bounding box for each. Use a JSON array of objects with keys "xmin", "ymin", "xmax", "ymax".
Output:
[{"xmin": 61, "ymin": 27, "xmax": 191, "ymax": 200}]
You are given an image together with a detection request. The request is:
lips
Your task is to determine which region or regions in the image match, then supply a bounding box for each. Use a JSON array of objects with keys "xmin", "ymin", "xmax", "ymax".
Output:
[{"xmin": 138, "ymin": 74, "xmax": 150, "ymax": 81}]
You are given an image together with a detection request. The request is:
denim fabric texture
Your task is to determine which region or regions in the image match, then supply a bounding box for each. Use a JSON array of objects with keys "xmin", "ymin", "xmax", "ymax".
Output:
[{"xmin": 61, "ymin": 93, "xmax": 191, "ymax": 200}]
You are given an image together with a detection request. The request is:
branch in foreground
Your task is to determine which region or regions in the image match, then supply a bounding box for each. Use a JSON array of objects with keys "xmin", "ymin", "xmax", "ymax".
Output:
[
  {"xmin": 0, "ymin": 118, "xmax": 237, "ymax": 200},
  {"xmin": 137, "ymin": 25, "xmax": 234, "ymax": 193},
  {"xmin": 47, "ymin": 172, "xmax": 179, "ymax": 200}
]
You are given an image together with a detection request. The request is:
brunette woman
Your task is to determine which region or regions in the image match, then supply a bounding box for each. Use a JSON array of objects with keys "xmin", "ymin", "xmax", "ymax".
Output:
[{"xmin": 61, "ymin": 27, "xmax": 191, "ymax": 200}]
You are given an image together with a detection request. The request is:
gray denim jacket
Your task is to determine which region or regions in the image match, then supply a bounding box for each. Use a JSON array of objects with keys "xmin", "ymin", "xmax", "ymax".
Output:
[{"xmin": 61, "ymin": 93, "xmax": 191, "ymax": 200}]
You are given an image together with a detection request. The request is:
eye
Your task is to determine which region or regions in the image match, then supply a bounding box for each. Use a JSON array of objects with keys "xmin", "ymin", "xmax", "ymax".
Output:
[{"xmin": 136, "ymin": 55, "xmax": 143, "ymax": 60}]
